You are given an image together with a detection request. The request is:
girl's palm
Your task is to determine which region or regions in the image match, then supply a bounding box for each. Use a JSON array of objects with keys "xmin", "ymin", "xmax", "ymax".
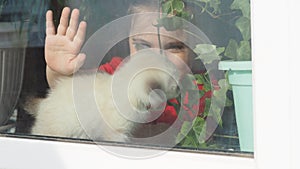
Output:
[{"xmin": 45, "ymin": 7, "xmax": 87, "ymax": 75}]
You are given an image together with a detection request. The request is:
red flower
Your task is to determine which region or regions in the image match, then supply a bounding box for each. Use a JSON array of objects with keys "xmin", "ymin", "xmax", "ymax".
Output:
[
  {"xmin": 211, "ymin": 79, "xmax": 220, "ymax": 90},
  {"xmin": 183, "ymin": 91, "xmax": 189, "ymax": 105},
  {"xmin": 169, "ymin": 98, "xmax": 179, "ymax": 104},
  {"xmin": 183, "ymin": 105, "xmax": 197, "ymax": 119},
  {"xmin": 199, "ymin": 96, "xmax": 206, "ymax": 115},
  {"xmin": 192, "ymin": 104, "xmax": 198, "ymax": 111},
  {"xmin": 98, "ymin": 57, "xmax": 123, "ymax": 74},
  {"xmin": 98, "ymin": 57, "xmax": 214, "ymax": 125},
  {"xmin": 155, "ymin": 105, "xmax": 178, "ymax": 124},
  {"xmin": 198, "ymin": 84, "xmax": 204, "ymax": 90},
  {"xmin": 204, "ymin": 90, "xmax": 212, "ymax": 98},
  {"xmin": 198, "ymin": 90, "xmax": 212, "ymax": 116}
]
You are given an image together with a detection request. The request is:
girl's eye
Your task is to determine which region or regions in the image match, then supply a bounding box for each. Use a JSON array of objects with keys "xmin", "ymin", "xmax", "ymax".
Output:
[
  {"xmin": 133, "ymin": 43, "xmax": 151, "ymax": 51},
  {"xmin": 165, "ymin": 43, "xmax": 186, "ymax": 53}
]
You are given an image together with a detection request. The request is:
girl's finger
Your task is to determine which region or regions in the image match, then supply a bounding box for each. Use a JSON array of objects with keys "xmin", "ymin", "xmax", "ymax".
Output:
[
  {"xmin": 57, "ymin": 7, "xmax": 71, "ymax": 35},
  {"xmin": 66, "ymin": 8, "xmax": 80, "ymax": 40},
  {"xmin": 46, "ymin": 10, "xmax": 55, "ymax": 35},
  {"xmin": 73, "ymin": 21, "xmax": 87, "ymax": 48}
]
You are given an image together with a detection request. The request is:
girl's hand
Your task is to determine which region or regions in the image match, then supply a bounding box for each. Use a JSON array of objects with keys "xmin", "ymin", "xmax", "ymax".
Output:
[{"xmin": 45, "ymin": 7, "xmax": 87, "ymax": 76}]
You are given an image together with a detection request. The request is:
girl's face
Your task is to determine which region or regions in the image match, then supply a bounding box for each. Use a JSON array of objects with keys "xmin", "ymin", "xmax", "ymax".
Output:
[{"xmin": 128, "ymin": 14, "xmax": 191, "ymax": 77}]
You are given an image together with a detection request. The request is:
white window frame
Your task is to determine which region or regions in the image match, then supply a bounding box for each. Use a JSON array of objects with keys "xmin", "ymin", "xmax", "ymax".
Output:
[{"xmin": 0, "ymin": 0, "xmax": 299, "ymax": 169}]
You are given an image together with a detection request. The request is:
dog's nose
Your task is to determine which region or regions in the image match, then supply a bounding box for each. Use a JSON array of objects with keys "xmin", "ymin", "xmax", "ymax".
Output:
[
  {"xmin": 170, "ymin": 84, "xmax": 178, "ymax": 93},
  {"xmin": 169, "ymin": 84, "xmax": 180, "ymax": 98}
]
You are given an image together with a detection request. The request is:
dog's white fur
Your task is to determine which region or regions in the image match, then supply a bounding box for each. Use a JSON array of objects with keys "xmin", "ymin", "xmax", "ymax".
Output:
[{"xmin": 29, "ymin": 53, "xmax": 179, "ymax": 142}]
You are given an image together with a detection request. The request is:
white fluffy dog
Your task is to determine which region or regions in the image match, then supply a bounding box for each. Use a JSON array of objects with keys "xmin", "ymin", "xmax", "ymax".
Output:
[{"xmin": 28, "ymin": 51, "xmax": 179, "ymax": 142}]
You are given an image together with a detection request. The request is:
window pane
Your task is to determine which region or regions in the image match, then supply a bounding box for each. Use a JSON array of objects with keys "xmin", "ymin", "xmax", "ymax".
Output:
[{"xmin": 0, "ymin": 0, "xmax": 253, "ymax": 157}]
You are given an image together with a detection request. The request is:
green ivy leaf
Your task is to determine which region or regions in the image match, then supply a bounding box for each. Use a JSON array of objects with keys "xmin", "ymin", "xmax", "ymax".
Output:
[
  {"xmin": 194, "ymin": 44, "xmax": 216, "ymax": 54},
  {"xmin": 192, "ymin": 117, "xmax": 205, "ymax": 129},
  {"xmin": 156, "ymin": 16, "xmax": 185, "ymax": 31},
  {"xmin": 212, "ymin": 90, "xmax": 225, "ymax": 107},
  {"xmin": 194, "ymin": 44, "xmax": 220, "ymax": 64},
  {"xmin": 176, "ymin": 121, "xmax": 194, "ymax": 145},
  {"xmin": 203, "ymin": 81, "xmax": 211, "ymax": 92},
  {"xmin": 197, "ymin": 53, "xmax": 218, "ymax": 65},
  {"xmin": 162, "ymin": 0, "xmax": 172, "ymax": 14},
  {"xmin": 209, "ymin": 105, "xmax": 223, "ymax": 126},
  {"xmin": 199, "ymin": 0, "xmax": 210, "ymax": 3},
  {"xmin": 216, "ymin": 47, "xmax": 225, "ymax": 55},
  {"xmin": 235, "ymin": 16, "xmax": 251, "ymax": 41},
  {"xmin": 179, "ymin": 10, "xmax": 193, "ymax": 20},
  {"xmin": 192, "ymin": 117, "xmax": 206, "ymax": 143},
  {"xmin": 209, "ymin": 0, "xmax": 221, "ymax": 14},
  {"xmin": 224, "ymin": 39, "xmax": 238, "ymax": 60},
  {"xmin": 237, "ymin": 40, "xmax": 251, "ymax": 61},
  {"xmin": 194, "ymin": 74, "xmax": 205, "ymax": 84},
  {"xmin": 181, "ymin": 135, "xmax": 199, "ymax": 147},
  {"xmin": 176, "ymin": 133, "xmax": 185, "ymax": 144},
  {"xmin": 218, "ymin": 79, "xmax": 229, "ymax": 90},
  {"xmin": 172, "ymin": 0, "xmax": 185, "ymax": 13},
  {"xmin": 180, "ymin": 121, "xmax": 192, "ymax": 135},
  {"xmin": 204, "ymin": 99, "xmax": 211, "ymax": 114},
  {"xmin": 230, "ymin": 0, "xmax": 250, "ymax": 19}
]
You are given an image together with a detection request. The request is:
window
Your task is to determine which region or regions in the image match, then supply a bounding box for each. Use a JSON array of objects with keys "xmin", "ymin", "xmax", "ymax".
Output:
[{"xmin": 0, "ymin": 0, "xmax": 298, "ymax": 168}]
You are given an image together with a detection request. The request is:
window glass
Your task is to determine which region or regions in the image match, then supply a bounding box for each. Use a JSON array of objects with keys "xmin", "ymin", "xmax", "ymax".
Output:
[{"xmin": 0, "ymin": 0, "xmax": 253, "ymax": 157}]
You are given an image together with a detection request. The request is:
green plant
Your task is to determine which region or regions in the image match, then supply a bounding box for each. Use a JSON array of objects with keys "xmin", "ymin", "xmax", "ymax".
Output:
[
  {"xmin": 224, "ymin": 0, "xmax": 251, "ymax": 61},
  {"xmin": 176, "ymin": 45, "xmax": 231, "ymax": 148},
  {"xmin": 157, "ymin": 0, "xmax": 251, "ymax": 148},
  {"xmin": 190, "ymin": 0, "xmax": 251, "ymax": 61},
  {"xmin": 159, "ymin": 0, "xmax": 251, "ymax": 61}
]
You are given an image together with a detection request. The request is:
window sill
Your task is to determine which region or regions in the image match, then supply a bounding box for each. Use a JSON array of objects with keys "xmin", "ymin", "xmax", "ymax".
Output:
[{"xmin": 0, "ymin": 135, "xmax": 255, "ymax": 169}]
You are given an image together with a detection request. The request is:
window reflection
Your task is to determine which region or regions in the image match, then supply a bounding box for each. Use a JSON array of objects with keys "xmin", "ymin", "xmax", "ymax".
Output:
[{"xmin": 0, "ymin": 0, "xmax": 253, "ymax": 154}]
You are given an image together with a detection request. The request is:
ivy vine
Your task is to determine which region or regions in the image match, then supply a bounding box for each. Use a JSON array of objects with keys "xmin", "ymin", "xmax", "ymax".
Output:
[{"xmin": 158, "ymin": 0, "xmax": 251, "ymax": 148}]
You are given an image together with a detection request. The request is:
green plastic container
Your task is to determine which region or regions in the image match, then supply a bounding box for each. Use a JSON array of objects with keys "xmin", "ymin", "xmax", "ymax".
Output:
[{"xmin": 219, "ymin": 61, "xmax": 253, "ymax": 152}]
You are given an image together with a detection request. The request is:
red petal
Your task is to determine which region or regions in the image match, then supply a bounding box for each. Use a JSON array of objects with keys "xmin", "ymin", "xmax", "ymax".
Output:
[
  {"xmin": 99, "ymin": 63, "xmax": 114, "ymax": 74},
  {"xmin": 98, "ymin": 56, "xmax": 123, "ymax": 74},
  {"xmin": 169, "ymin": 98, "xmax": 179, "ymax": 104},
  {"xmin": 183, "ymin": 92, "xmax": 189, "ymax": 105},
  {"xmin": 198, "ymin": 84, "xmax": 204, "ymax": 90},
  {"xmin": 155, "ymin": 105, "xmax": 178, "ymax": 124},
  {"xmin": 110, "ymin": 56, "xmax": 123, "ymax": 69}
]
